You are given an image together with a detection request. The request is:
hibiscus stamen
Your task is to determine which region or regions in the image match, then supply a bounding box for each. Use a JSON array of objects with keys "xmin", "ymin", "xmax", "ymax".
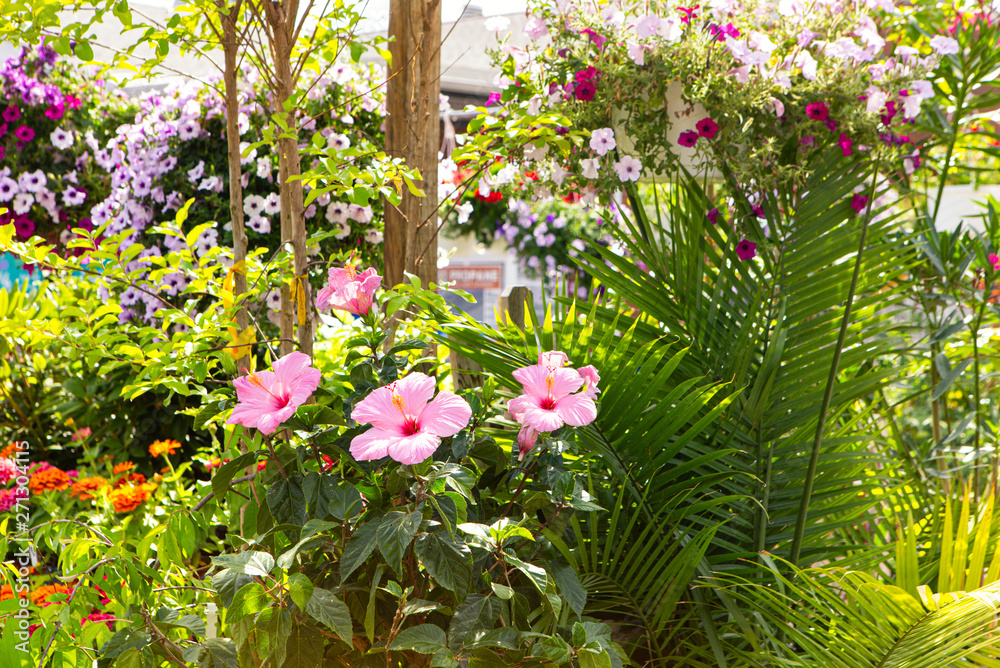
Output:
[{"xmin": 248, "ymin": 373, "xmax": 281, "ymax": 401}]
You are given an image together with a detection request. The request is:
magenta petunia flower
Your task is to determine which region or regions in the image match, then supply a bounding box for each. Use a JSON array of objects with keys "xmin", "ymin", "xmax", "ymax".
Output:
[
  {"xmin": 677, "ymin": 130, "xmax": 699, "ymax": 147},
  {"xmin": 44, "ymin": 103, "xmax": 64, "ymax": 120},
  {"xmin": 838, "ymin": 133, "xmax": 853, "ymax": 156},
  {"xmin": 707, "ymin": 207, "xmax": 720, "ymax": 225},
  {"xmin": 64, "ymin": 94, "xmax": 82, "ymax": 110},
  {"xmin": 2, "ymin": 106, "xmax": 20, "ymax": 123},
  {"xmin": 227, "ymin": 351, "xmax": 322, "ymax": 435},
  {"xmin": 508, "ymin": 351, "xmax": 598, "ymax": 435},
  {"xmin": 850, "ymin": 194, "xmax": 869, "ymax": 213},
  {"xmin": 316, "ymin": 263, "xmax": 381, "ymax": 315},
  {"xmin": 579, "ymin": 28, "xmax": 607, "ymax": 48},
  {"xmin": 350, "ymin": 373, "xmax": 472, "ymax": 465},
  {"xmin": 486, "ymin": 91, "xmax": 502, "ymax": 107},
  {"xmin": 989, "ymin": 253, "xmax": 1000, "ymax": 271},
  {"xmin": 696, "ymin": 118, "xmax": 719, "ymax": 139},
  {"xmin": 574, "ymin": 66, "xmax": 599, "ymax": 82},
  {"xmin": 14, "ymin": 125, "xmax": 34, "ymax": 143},
  {"xmin": 13, "ymin": 215, "xmax": 35, "ymax": 239},
  {"xmin": 805, "ymin": 101, "xmax": 829, "ymax": 121},
  {"xmin": 736, "ymin": 239, "xmax": 756, "ymax": 260},
  {"xmin": 574, "ymin": 80, "xmax": 597, "ymax": 102}
]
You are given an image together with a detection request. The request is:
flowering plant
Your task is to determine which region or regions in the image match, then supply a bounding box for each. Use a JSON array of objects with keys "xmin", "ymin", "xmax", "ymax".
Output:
[
  {"xmin": 487, "ymin": 0, "xmax": 951, "ymax": 197},
  {"xmin": 165, "ymin": 264, "xmax": 620, "ymax": 667}
]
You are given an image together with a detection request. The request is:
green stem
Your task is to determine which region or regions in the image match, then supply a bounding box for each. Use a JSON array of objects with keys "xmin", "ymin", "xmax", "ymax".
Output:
[
  {"xmin": 931, "ymin": 90, "xmax": 965, "ymax": 223},
  {"xmin": 972, "ymin": 280, "xmax": 991, "ymax": 498},
  {"xmin": 789, "ymin": 157, "xmax": 881, "ymax": 566}
]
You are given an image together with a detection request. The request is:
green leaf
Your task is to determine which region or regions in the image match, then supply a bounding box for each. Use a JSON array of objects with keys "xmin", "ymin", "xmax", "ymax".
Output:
[
  {"xmin": 448, "ymin": 594, "xmax": 504, "ymax": 649},
  {"xmin": 328, "ymin": 481, "xmax": 364, "ymax": 522},
  {"xmin": 227, "ymin": 582, "xmax": 270, "ymax": 625},
  {"xmin": 578, "ymin": 649, "xmax": 613, "ymax": 668},
  {"xmin": 287, "ymin": 574, "xmax": 314, "ymax": 611},
  {"xmin": 305, "ymin": 588, "xmax": 353, "ymax": 646},
  {"xmin": 267, "ymin": 475, "xmax": 307, "ymax": 527},
  {"xmin": 414, "ymin": 531, "xmax": 473, "ymax": 600},
  {"xmin": 198, "ymin": 638, "xmax": 239, "ymax": 668},
  {"xmin": 386, "ymin": 338, "xmax": 430, "ymax": 356},
  {"xmin": 549, "ymin": 562, "xmax": 586, "ymax": 618},
  {"xmin": 281, "ymin": 623, "xmax": 325, "ymax": 668},
  {"xmin": 377, "ymin": 511, "xmax": 422, "ymax": 577},
  {"xmin": 535, "ymin": 635, "xmax": 573, "ymax": 664},
  {"xmin": 212, "ymin": 552, "xmax": 275, "ymax": 578},
  {"xmin": 276, "ymin": 519, "xmax": 339, "ymax": 569},
  {"xmin": 341, "ymin": 519, "xmax": 382, "ymax": 581},
  {"xmin": 387, "ymin": 624, "xmax": 447, "ymax": 654},
  {"xmin": 212, "ymin": 452, "xmax": 259, "ymax": 501}
]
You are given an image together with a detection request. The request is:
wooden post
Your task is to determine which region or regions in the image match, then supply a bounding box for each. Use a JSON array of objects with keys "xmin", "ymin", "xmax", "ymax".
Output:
[
  {"xmin": 220, "ymin": 0, "xmax": 251, "ymax": 374},
  {"xmin": 499, "ymin": 286, "xmax": 533, "ymax": 331},
  {"xmin": 384, "ymin": 0, "xmax": 441, "ymax": 289}
]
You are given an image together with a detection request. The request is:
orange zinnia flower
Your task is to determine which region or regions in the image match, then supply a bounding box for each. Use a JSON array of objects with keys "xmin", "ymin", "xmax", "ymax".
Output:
[
  {"xmin": 0, "ymin": 584, "xmax": 27, "ymax": 601},
  {"xmin": 69, "ymin": 476, "xmax": 107, "ymax": 501},
  {"xmin": 30, "ymin": 583, "xmax": 72, "ymax": 606},
  {"xmin": 107, "ymin": 483, "xmax": 155, "ymax": 513},
  {"xmin": 148, "ymin": 439, "xmax": 180, "ymax": 458},
  {"xmin": 0, "ymin": 442, "xmax": 18, "ymax": 459},
  {"xmin": 112, "ymin": 462, "xmax": 135, "ymax": 475},
  {"xmin": 28, "ymin": 468, "xmax": 71, "ymax": 494},
  {"xmin": 114, "ymin": 472, "xmax": 146, "ymax": 488}
]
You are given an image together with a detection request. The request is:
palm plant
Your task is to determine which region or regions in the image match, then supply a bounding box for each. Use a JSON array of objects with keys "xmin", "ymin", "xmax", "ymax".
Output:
[
  {"xmin": 710, "ymin": 555, "xmax": 1000, "ymax": 667},
  {"xmin": 425, "ymin": 146, "xmax": 924, "ymax": 663}
]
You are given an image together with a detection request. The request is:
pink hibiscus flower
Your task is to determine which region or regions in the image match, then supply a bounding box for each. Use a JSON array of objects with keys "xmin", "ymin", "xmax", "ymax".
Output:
[
  {"xmin": 350, "ymin": 373, "xmax": 472, "ymax": 465},
  {"xmin": 508, "ymin": 351, "xmax": 598, "ymax": 439},
  {"xmin": 227, "ymin": 351, "xmax": 321, "ymax": 435},
  {"xmin": 316, "ymin": 263, "xmax": 381, "ymax": 316}
]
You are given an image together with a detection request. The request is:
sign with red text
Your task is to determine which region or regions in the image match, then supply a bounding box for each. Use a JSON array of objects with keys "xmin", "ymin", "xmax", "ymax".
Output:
[{"xmin": 440, "ymin": 264, "xmax": 503, "ymax": 290}]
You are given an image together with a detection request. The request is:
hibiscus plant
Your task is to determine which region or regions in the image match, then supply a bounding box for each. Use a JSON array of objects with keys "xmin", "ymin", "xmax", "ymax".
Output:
[{"xmin": 93, "ymin": 263, "xmax": 617, "ymax": 667}]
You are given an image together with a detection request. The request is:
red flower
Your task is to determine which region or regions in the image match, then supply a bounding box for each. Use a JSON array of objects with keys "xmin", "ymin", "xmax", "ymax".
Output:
[
  {"xmin": 574, "ymin": 80, "xmax": 597, "ymax": 101},
  {"xmin": 805, "ymin": 101, "xmax": 829, "ymax": 121},
  {"xmin": 696, "ymin": 118, "xmax": 719, "ymax": 139},
  {"xmin": 677, "ymin": 130, "xmax": 699, "ymax": 147}
]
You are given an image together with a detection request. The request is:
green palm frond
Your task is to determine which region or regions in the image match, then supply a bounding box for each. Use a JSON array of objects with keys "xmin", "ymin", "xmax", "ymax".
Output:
[{"xmin": 711, "ymin": 556, "xmax": 1000, "ymax": 667}]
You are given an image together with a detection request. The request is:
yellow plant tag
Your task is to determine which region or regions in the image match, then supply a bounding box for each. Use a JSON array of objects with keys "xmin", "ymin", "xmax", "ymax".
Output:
[{"xmin": 226, "ymin": 325, "xmax": 255, "ymax": 360}]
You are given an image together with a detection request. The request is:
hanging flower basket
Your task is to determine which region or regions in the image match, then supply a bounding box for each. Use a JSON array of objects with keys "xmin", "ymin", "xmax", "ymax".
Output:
[{"xmin": 612, "ymin": 81, "xmax": 721, "ymax": 180}]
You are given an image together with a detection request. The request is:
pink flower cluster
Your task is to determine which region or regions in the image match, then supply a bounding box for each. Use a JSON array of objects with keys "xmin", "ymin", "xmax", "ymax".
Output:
[{"xmin": 509, "ymin": 351, "xmax": 599, "ymax": 459}]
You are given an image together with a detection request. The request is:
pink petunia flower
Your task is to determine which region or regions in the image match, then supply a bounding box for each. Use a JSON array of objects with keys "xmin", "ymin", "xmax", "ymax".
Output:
[
  {"xmin": 589, "ymin": 128, "xmax": 616, "ymax": 155},
  {"xmin": 838, "ymin": 133, "xmax": 853, "ymax": 156},
  {"xmin": 614, "ymin": 155, "xmax": 643, "ymax": 182},
  {"xmin": 850, "ymin": 194, "xmax": 869, "ymax": 213},
  {"xmin": 2, "ymin": 106, "xmax": 20, "ymax": 123},
  {"xmin": 316, "ymin": 263, "xmax": 381, "ymax": 315},
  {"xmin": 989, "ymin": 254, "xmax": 1000, "ymax": 271},
  {"xmin": 508, "ymin": 351, "xmax": 598, "ymax": 437},
  {"xmin": 14, "ymin": 126, "xmax": 34, "ymax": 143},
  {"xmin": 736, "ymin": 239, "xmax": 756, "ymax": 260},
  {"xmin": 45, "ymin": 103, "xmax": 64, "ymax": 121},
  {"xmin": 696, "ymin": 118, "xmax": 719, "ymax": 139},
  {"xmin": 350, "ymin": 373, "xmax": 472, "ymax": 465},
  {"xmin": 677, "ymin": 130, "xmax": 699, "ymax": 147},
  {"xmin": 805, "ymin": 101, "xmax": 829, "ymax": 121},
  {"xmin": 227, "ymin": 351, "xmax": 322, "ymax": 435}
]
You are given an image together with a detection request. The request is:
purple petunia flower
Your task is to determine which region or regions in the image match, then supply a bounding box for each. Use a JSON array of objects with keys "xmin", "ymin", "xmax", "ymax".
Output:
[
  {"xmin": 736, "ymin": 239, "xmax": 756, "ymax": 260},
  {"xmin": 677, "ymin": 130, "xmax": 699, "ymax": 147},
  {"xmin": 14, "ymin": 125, "xmax": 34, "ymax": 142},
  {"xmin": 696, "ymin": 118, "xmax": 719, "ymax": 139}
]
